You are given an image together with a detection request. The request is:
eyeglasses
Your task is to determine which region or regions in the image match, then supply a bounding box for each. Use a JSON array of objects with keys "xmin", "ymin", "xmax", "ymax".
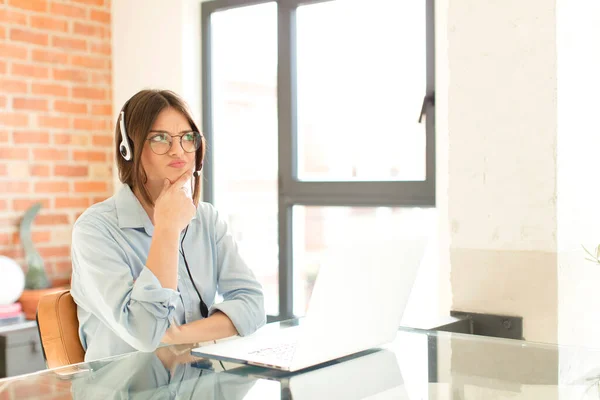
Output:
[{"xmin": 146, "ymin": 131, "xmax": 203, "ymax": 155}]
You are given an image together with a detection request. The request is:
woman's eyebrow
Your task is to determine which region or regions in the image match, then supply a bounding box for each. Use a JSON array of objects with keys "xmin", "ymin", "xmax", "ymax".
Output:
[{"xmin": 148, "ymin": 129, "xmax": 194, "ymax": 135}]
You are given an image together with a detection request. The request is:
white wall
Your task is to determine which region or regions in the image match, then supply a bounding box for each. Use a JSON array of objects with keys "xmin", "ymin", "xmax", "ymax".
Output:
[
  {"xmin": 111, "ymin": 0, "xmax": 203, "ymax": 190},
  {"xmin": 444, "ymin": 0, "xmax": 558, "ymax": 343}
]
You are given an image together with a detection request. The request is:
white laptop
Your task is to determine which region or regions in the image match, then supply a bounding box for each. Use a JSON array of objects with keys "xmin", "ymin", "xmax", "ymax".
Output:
[{"xmin": 192, "ymin": 237, "xmax": 427, "ymax": 372}]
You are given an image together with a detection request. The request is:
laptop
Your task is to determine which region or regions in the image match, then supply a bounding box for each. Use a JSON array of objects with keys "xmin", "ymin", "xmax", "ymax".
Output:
[{"xmin": 192, "ymin": 237, "xmax": 427, "ymax": 372}]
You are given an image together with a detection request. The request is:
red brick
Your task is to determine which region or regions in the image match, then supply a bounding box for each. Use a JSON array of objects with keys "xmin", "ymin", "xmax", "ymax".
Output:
[
  {"xmin": 0, "ymin": 42, "xmax": 28, "ymax": 60},
  {"xmin": 32, "ymin": 49, "xmax": 69, "ymax": 65},
  {"xmin": 89, "ymin": 42, "xmax": 111, "ymax": 56},
  {"xmin": 74, "ymin": 181, "xmax": 107, "ymax": 193},
  {"xmin": 92, "ymin": 135, "xmax": 112, "ymax": 146},
  {"xmin": 13, "ymin": 131, "xmax": 50, "ymax": 144},
  {"xmin": 53, "ymin": 68, "xmax": 88, "ymax": 83},
  {"xmin": 70, "ymin": 54, "xmax": 107, "ymax": 69},
  {"xmin": 8, "ymin": 0, "xmax": 47, "ymax": 12},
  {"xmin": 0, "ymin": 181, "xmax": 30, "ymax": 193},
  {"xmin": 0, "ymin": 78, "xmax": 28, "ymax": 93},
  {"xmin": 31, "ymin": 83, "xmax": 69, "ymax": 97},
  {"xmin": 0, "ymin": 96, "xmax": 5, "ymax": 108},
  {"xmin": 52, "ymin": 133, "xmax": 71, "ymax": 145},
  {"xmin": 11, "ymin": 63, "xmax": 49, "ymax": 79},
  {"xmin": 54, "ymin": 165, "xmax": 88, "ymax": 177},
  {"xmin": 90, "ymin": 9, "xmax": 110, "ymax": 24},
  {"xmin": 73, "ymin": 22, "xmax": 106, "ymax": 38},
  {"xmin": 10, "ymin": 28, "xmax": 49, "ymax": 46},
  {"xmin": 73, "ymin": 118, "xmax": 107, "ymax": 131},
  {"xmin": 73, "ymin": 151, "xmax": 106, "ymax": 162},
  {"xmin": 30, "ymin": 164, "xmax": 50, "ymax": 176},
  {"xmin": 90, "ymin": 72, "xmax": 111, "ymax": 85},
  {"xmin": 0, "ymin": 199, "xmax": 7, "ymax": 211},
  {"xmin": 52, "ymin": 36, "xmax": 87, "ymax": 51},
  {"xmin": 0, "ymin": 9, "xmax": 28, "ymax": 25},
  {"xmin": 35, "ymin": 181, "xmax": 69, "ymax": 193},
  {"xmin": 55, "ymin": 197, "xmax": 90, "ymax": 208},
  {"xmin": 55, "ymin": 261, "xmax": 72, "ymax": 274},
  {"xmin": 49, "ymin": 2, "xmax": 86, "ymax": 18},
  {"xmin": 13, "ymin": 98, "xmax": 49, "ymax": 112},
  {"xmin": 0, "ymin": 113, "xmax": 28, "ymax": 127},
  {"xmin": 12, "ymin": 199, "xmax": 51, "ymax": 212},
  {"xmin": 54, "ymin": 100, "xmax": 87, "ymax": 114},
  {"xmin": 39, "ymin": 246, "xmax": 70, "ymax": 258},
  {"xmin": 30, "ymin": 15, "xmax": 69, "ymax": 32},
  {"xmin": 72, "ymin": 86, "xmax": 106, "ymax": 100},
  {"xmin": 71, "ymin": 0, "xmax": 104, "ymax": 7},
  {"xmin": 0, "ymin": 148, "xmax": 28, "ymax": 160},
  {"xmin": 53, "ymin": 134, "xmax": 88, "ymax": 146},
  {"xmin": 0, "ymin": 26, "xmax": 5, "ymax": 39},
  {"xmin": 2, "ymin": 248, "xmax": 24, "ymax": 260},
  {"xmin": 0, "ymin": 233, "xmax": 10, "ymax": 246},
  {"xmin": 33, "ymin": 231, "xmax": 52, "ymax": 243},
  {"xmin": 0, "ymin": 132, "xmax": 8, "ymax": 143},
  {"xmin": 36, "ymin": 214, "xmax": 69, "ymax": 225},
  {"xmin": 0, "ymin": 61, "xmax": 5, "ymax": 74},
  {"xmin": 91, "ymin": 104, "xmax": 112, "ymax": 116},
  {"xmin": 38, "ymin": 115, "xmax": 70, "ymax": 129},
  {"xmin": 32, "ymin": 148, "xmax": 68, "ymax": 161}
]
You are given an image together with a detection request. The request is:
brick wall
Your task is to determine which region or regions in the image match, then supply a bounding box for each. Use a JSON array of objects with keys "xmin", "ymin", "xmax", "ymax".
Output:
[{"xmin": 0, "ymin": 0, "xmax": 113, "ymax": 284}]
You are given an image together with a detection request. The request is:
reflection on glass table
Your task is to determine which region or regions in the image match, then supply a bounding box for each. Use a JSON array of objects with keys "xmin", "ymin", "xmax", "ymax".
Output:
[{"xmin": 3, "ymin": 319, "xmax": 600, "ymax": 399}]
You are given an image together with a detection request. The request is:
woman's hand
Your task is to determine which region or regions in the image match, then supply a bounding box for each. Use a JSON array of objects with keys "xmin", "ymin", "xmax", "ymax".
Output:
[
  {"xmin": 162, "ymin": 321, "xmax": 183, "ymax": 345},
  {"xmin": 154, "ymin": 170, "xmax": 196, "ymax": 233}
]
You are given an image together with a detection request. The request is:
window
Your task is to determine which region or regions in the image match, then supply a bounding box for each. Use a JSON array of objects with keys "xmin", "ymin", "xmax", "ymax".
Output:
[{"xmin": 202, "ymin": 0, "xmax": 435, "ymax": 320}]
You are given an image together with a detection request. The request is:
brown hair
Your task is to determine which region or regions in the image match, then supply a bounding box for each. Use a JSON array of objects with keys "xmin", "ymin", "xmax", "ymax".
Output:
[{"xmin": 115, "ymin": 89, "xmax": 205, "ymax": 207}]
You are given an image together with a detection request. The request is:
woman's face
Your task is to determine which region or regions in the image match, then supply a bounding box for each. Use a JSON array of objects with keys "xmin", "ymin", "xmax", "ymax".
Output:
[{"xmin": 140, "ymin": 107, "xmax": 196, "ymax": 195}]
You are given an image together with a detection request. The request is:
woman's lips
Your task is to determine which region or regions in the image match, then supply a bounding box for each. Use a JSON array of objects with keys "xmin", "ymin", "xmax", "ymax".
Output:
[{"xmin": 168, "ymin": 161, "xmax": 186, "ymax": 168}]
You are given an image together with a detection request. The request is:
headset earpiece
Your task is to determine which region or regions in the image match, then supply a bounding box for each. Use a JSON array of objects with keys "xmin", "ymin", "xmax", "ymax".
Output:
[{"xmin": 119, "ymin": 111, "xmax": 132, "ymax": 161}]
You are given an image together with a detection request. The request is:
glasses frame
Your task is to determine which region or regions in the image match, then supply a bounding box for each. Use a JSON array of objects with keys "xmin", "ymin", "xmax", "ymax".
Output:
[{"xmin": 146, "ymin": 131, "xmax": 203, "ymax": 155}]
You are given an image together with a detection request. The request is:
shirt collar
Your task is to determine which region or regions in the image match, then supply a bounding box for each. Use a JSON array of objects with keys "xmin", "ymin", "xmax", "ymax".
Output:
[{"xmin": 115, "ymin": 184, "xmax": 155, "ymax": 236}]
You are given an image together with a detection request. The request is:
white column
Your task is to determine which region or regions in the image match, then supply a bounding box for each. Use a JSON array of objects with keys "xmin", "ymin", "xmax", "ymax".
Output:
[
  {"xmin": 443, "ymin": 0, "xmax": 558, "ymax": 343},
  {"xmin": 111, "ymin": 0, "xmax": 203, "ymax": 191}
]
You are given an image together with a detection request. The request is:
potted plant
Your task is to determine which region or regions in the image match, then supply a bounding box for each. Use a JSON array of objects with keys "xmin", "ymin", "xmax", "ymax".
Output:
[{"xmin": 17, "ymin": 203, "xmax": 67, "ymax": 320}]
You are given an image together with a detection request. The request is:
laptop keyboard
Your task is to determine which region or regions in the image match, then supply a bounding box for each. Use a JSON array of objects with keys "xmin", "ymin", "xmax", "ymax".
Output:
[{"xmin": 247, "ymin": 341, "xmax": 297, "ymax": 363}]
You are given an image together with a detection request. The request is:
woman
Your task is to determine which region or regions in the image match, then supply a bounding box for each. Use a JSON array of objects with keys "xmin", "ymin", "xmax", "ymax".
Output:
[{"xmin": 70, "ymin": 89, "xmax": 265, "ymax": 362}]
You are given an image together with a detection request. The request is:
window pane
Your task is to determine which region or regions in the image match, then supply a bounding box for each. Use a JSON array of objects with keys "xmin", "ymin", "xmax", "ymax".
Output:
[
  {"xmin": 296, "ymin": 0, "xmax": 426, "ymax": 181},
  {"xmin": 211, "ymin": 3, "xmax": 279, "ymax": 315},
  {"xmin": 292, "ymin": 206, "xmax": 436, "ymax": 317}
]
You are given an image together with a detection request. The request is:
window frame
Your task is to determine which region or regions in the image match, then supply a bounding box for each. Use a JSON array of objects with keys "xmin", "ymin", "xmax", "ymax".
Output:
[{"xmin": 201, "ymin": 0, "xmax": 435, "ymax": 321}]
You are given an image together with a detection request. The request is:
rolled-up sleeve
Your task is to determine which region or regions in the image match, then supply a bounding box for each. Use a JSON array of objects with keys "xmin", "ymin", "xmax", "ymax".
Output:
[
  {"xmin": 71, "ymin": 219, "xmax": 179, "ymax": 352},
  {"xmin": 208, "ymin": 207, "xmax": 266, "ymax": 336}
]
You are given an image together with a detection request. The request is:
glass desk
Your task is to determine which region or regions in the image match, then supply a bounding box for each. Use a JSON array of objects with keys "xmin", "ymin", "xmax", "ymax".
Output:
[{"xmin": 1, "ymin": 319, "xmax": 600, "ymax": 399}]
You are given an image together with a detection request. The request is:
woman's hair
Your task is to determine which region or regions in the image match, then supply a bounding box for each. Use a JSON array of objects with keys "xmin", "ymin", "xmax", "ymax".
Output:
[{"xmin": 115, "ymin": 89, "xmax": 205, "ymax": 207}]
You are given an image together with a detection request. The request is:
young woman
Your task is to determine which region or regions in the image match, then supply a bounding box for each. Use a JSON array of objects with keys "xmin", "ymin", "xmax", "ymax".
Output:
[{"xmin": 70, "ymin": 89, "xmax": 265, "ymax": 362}]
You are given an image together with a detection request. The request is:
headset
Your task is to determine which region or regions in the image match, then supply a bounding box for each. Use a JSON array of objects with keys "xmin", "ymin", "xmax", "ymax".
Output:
[
  {"xmin": 119, "ymin": 109, "xmax": 208, "ymax": 318},
  {"xmin": 119, "ymin": 111, "xmax": 133, "ymax": 161}
]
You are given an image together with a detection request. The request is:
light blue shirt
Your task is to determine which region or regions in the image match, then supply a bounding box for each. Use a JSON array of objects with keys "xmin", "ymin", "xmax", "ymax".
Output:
[{"xmin": 70, "ymin": 184, "xmax": 266, "ymax": 362}]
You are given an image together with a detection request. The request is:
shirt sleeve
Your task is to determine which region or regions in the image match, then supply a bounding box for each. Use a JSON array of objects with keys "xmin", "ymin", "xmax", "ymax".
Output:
[
  {"xmin": 207, "ymin": 206, "xmax": 266, "ymax": 336},
  {"xmin": 70, "ymin": 217, "xmax": 180, "ymax": 352}
]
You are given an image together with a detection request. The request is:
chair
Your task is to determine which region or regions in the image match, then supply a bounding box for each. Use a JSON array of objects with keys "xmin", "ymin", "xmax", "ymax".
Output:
[{"xmin": 36, "ymin": 289, "xmax": 85, "ymax": 369}]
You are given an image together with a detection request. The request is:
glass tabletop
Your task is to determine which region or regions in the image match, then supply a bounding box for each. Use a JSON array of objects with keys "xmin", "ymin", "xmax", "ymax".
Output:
[{"xmin": 2, "ymin": 319, "xmax": 600, "ymax": 399}]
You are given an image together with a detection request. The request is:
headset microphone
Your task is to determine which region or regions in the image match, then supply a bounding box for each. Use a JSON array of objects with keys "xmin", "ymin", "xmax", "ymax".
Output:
[{"xmin": 119, "ymin": 111, "xmax": 132, "ymax": 161}]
